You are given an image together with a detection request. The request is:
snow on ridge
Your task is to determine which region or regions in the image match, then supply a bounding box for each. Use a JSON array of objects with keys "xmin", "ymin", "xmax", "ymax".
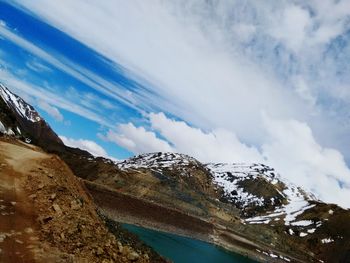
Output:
[
  {"xmin": 0, "ymin": 83, "xmax": 41, "ymax": 123},
  {"xmin": 206, "ymin": 163, "xmax": 318, "ymax": 227},
  {"xmin": 117, "ymin": 152, "xmax": 199, "ymax": 171},
  {"xmin": 118, "ymin": 152, "xmax": 318, "ymax": 226},
  {"xmin": 0, "ymin": 120, "xmax": 5, "ymax": 133},
  {"xmin": 205, "ymin": 163, "xmax": 280, "ymax": 208},
  {"xmin": 245, "ymin": 183, "xmax": 317, "ymax": 227},
  {"xmin": 290, "ymin": 220, "xmax": 313, "ymax": 227},
  {"xmin": 321, "ymin": 238, "xmax": 334, "ymax": 244},
  {"xmin": 0, "ymin": 120, "xmax": 15, "ymax": 136}
]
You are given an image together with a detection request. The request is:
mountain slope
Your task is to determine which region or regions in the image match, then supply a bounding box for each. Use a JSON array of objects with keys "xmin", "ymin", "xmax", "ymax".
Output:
[
  {"xmin": 0, "ymin": 84, "xmax": 167, "ymax": 263},
  {"xmin": 0, "ymin": 83, "xmax": 116, "ymax": 181},
  {"xmin": 0, "ymin": 84, "xmax": 63, "ymax": 149},
  {"xmin": 0, "ymin": 138, "xmax": 160, "ymax": 262},
  {"xmin": 1, "ymin": 83, "xmax": 349, "ymax": 262},
  {"xmin": 114, "ymin": 152, "xmax": 350, "ymax": 262}
]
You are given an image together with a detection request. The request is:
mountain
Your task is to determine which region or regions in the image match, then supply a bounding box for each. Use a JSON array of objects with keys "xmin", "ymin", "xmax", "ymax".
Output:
[
  {"xmin": 0, "ymin": 83, "xmax": 63, "ymax": 149},
  {"xmin": 1, "ymin": 83, "xmax": 350, "ymax": 263},
  {"xmin": 111, "ymin": 152, "xmax": 350, "ymax": 262},
  {"xmin": 0, "ymin": 83, "xmax": 116, "ymax": 181},
  {"xmin": 0, "ymin": 84, "xmax": 166, "ymax": 263}
]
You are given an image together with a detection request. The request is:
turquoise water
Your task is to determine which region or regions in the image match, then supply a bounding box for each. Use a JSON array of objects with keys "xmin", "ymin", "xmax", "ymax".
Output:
[{"xmin": 122, "ymin": 224, "xmax": 257, "ymax": 263}]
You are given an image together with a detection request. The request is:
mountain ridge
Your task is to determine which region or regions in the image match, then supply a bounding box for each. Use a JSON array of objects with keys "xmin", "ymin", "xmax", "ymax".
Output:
[{"xmin": 1, "ymin": 83, "xmax": 350, "ymax": 263}]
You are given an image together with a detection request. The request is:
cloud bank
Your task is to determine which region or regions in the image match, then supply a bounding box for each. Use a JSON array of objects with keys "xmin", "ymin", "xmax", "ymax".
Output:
[
  {"xmin": 103, "ymin": 112, "xmax": 350, "ymax": 208},
  {"xmin": 11, "ymin": 1, "xmax": 350, "ymax": 149},
  {"xmin": 6, "ymin": 1, "xmax": 350, "ymax": 208},
  {"xmin": 59, "ymin": 135, "xmax": 116, "ymax": 161}
]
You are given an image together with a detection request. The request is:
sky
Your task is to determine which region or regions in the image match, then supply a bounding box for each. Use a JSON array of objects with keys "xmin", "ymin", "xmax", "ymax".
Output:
[{"xmin": 0, "ymin": 0, "xmax": 350, "ymax": 208}]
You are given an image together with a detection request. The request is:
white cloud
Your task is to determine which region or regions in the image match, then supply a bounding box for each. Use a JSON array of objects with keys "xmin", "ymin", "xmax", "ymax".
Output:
[
  {"xmin": 37, "ymin": 100, "xmax": 63, "ymax": 122},
  {"xmin": 0, "ymin": 25, "xmax": 144, "ymax": 112},
  {"xmin": 102, "ymin": 122, "xmax": 174, "ymax": 154},
  {"xmin": 25, "ymin": 59, "xmax": 52, "ymax": 73},
  {"xmin": 103, "ymin": 112, "xmax": 350, "ymax": 208},
  {"xmin": 0, "ymin": 70, "xmax": 111, "ymax": 127},
  {"xmin": 149, "ymin": 112, "xmax": 262, "ymax": 163},
  {"xmin": 261, "ymin": 114, "xmax": 350, "ymax": 208},
  {"xmin": 0, "ymin": 20, "xmax": 6, "ymax": 27},
  {"xmin": 64, "ymin": 87, "xmax": 120, "ymax": 113},
  {"xmin": 10, "ymin": 0, "xmax": 350, "ymax": 151},
  {"xmin": 291, "ymin": 75, "xmax": 316, "ymax": 107},
  {"xmin": 59, "ymin": 135, "xmax": 117, "ymax": 161},
  {"xmin": 8, "ymin": 0, "xmax": 308, "ymax": 145},
  {"xmin": 231, "ymin": 23, "xmax": 256, "ymax": 43},
  {"xmin": 269, "ymin": 5, "xmax": 311, "ymax": 52},
  {"xmin": 6, "ymin": 1, "xmax": 350, "ymax": 207}
]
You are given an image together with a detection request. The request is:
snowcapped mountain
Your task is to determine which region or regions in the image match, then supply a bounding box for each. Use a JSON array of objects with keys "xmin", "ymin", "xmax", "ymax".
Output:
[
  {"xmin": 117, "ymin": 152, "xmax": 317, "ymax": 219},
  {"xmin": 0, "ymin": 83, "xmax": 41, "ymax": 123},
  {"xmin": 1, "ymin": 83, "xmax": 350, "ymax": 263},
  {"xmin": 114, "ymin": 153, "xmax": 350, "ymax": 262},
  {"xmin": 118, "ymin": 152, "xmax": 200, "ymax": 170},
  {"xmin": 0, "ymin": 83, "xmax": 63, "ymax": 149}
]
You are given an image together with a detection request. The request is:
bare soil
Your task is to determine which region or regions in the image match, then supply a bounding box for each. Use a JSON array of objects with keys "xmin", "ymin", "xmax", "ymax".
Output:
[
  {"xmin": 84, "ymin": 181, "xmax": 213, "ymax": 240},
  {"xmin": 0, "ymin": 139, "xmax": 161, "ymax": 262}
]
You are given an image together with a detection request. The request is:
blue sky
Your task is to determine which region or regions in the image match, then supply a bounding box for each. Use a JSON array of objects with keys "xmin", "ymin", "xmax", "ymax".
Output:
[
  {"xmin": 0, "ymin": 2, "xmax": 151, "ymax": 158},
  {"xmin": 1, "ymin": 0, "xmax": 350, "ymax": 208}
]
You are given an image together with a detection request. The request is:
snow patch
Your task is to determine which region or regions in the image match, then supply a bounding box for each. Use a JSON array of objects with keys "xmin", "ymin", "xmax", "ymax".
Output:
[
  {"xmin": 321, "ymin": 238, "xmax": 334, "ymax": 244},
  {"xmin": 0, "ymin": 121, "xmax": 5, "ymax": 133},
  {"xmin": 206, "ymin": 163, "xmax": 279, "ymax": 208},
  {"xmin": 245, "ymin": 183, "xmax": 315, "ymax": 226},
  {"xmin": 257, "ymin": 249, "xmax": 291, "ymax": 262},
  {"xmin": 307, "ymin": 228, "xmax": 316, "ymax": 234},
  {"xmin": 118, "ymin": 152, "xmax": 199, "ymax": 175},
  {"xmin": 290, "ymin": 220, "xmax": 313, "ymax": 227},
  {"xmin": 299, "ymin": 232, "xmax": 308, "ymax": 237},
  {"xmin": 0, "ymin": 84, "xmax": 41, "ymax": 123}
]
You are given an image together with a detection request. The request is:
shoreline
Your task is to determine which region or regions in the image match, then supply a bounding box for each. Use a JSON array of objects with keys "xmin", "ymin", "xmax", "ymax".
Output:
[{"xmin": 83, "ymin": 180, "xmax": 302, "ymax": 263}]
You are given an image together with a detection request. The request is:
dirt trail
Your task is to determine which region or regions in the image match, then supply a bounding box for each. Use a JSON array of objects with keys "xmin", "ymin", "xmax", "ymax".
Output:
[
  {"xmin": 0, "ymin": 139, "xmax": 155, "ymax": 262},
  {"xmin": 0, "ymin": 141, "xmax": 44, "ymax": 262}
]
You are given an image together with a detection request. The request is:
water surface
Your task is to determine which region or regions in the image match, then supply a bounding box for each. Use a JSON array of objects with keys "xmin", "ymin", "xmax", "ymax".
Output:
[{"xmin": 122, "ymin": 224, "xmax": 257, "ymax": 263}]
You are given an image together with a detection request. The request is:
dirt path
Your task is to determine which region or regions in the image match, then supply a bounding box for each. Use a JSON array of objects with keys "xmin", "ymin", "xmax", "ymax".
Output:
[
  {"xmin": 0, "ymin": 141, "xmax": 44, "ymax": 262},
  {"xmin": 0, "ymin": 139, "xmax": 155, "ymax": 262}
]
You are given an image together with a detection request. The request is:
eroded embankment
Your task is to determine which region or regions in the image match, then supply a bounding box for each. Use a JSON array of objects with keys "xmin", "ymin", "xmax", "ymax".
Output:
[
  {"xmin": 84, "ymin": 180, "xmax": 287, "ymax": 263},
  {"xmin": 84, "ymin": 181, "xmax": 213, "ymax": 240}
]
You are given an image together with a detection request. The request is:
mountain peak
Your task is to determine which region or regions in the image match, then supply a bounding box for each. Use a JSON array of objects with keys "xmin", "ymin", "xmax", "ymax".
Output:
[
  {"xmin": 0, "ymin": 83, "xmax": 63, "ymax": 149},
  {"xmin": 117, "ymin": 152, "xmax": 200, "ymax": 170},
  {"xmin": 0, "ymin": 83, "xmax": 41, "ymax": 123}
]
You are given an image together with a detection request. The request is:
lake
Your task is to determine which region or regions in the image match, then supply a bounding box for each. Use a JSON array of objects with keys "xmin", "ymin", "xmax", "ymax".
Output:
[{"xmin": 122, "ymin": 224, "xmax": 258, "ymax": 263}]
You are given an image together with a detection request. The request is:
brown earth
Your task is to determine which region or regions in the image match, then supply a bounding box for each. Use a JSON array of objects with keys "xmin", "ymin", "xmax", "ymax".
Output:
[
  {"xmin": 84, "ymin": 181, "xmax": 213, "ymax": 240},
  {"xmin": 84, "ymin": 180, "xmax": 306, "ymax": 263},
  {"xmin": 0, "ymin": 138, "xmax": 165, "ymax": 262}
]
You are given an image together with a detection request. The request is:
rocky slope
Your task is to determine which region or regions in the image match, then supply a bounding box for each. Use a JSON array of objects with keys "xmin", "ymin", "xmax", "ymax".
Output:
[
  {"xmin": 1, "ymin": 83, "xmax": 350, "ymax": 262},
  {"xmin": 114, "ymin": 152, "xmax": 350, "ymax": 262},
  {"xmin": 0, "ymin": 83, "xmax": 117, "ymax": 180},
  {"xmin": 0, "ymin": 84, "xmax": 63, "ymax": 149},
  {"xmin": 0, "ymin": 85, "xmax": 167, "ymax": 262},
  {"xmin": 0, "ymin": 138, "xmax": 166, "ymax": 262}
]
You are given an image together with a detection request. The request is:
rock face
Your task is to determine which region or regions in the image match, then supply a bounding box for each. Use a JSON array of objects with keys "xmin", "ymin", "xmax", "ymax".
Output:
[
  {"xmin": 0, "ymin": 84, "xmax": 63, "ymax": 150},
  {"xmin": 0, "ymin": 83, "xmax": 112, "ymax": 180},
  {"xmin": 1, "ymin": 83, "xmax": 350, "ymax": 263}
]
